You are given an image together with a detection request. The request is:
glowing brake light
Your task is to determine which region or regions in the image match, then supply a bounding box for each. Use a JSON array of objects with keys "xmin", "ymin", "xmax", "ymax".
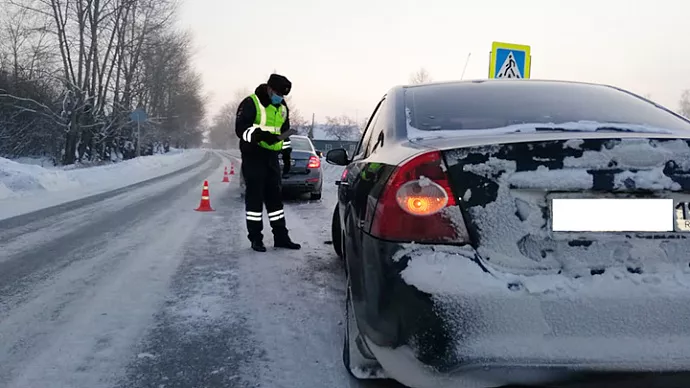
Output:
[
  {"xmin": 369, "ymin": 150, "xmax": 468, "ymax": 243},
  {"xmin": 395, "ymin": 179, "xmax": 449, "ymax": 216},
  {"xmin": 308, "ymin": 155, "xmax": 321, "ymax": 169}
]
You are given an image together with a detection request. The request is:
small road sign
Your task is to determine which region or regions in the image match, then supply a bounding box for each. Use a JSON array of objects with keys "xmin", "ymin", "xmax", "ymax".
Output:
[
  {"xmin": 129, "ymin": 108, "xmax": 148, "ymax": 157},
  {"xmin": 489, "ymin": 41, "xmax": 531, "ymax": 79},
  {"xmin": 130, "ymin": 108, "xmax": 148, "ymax": 123}
]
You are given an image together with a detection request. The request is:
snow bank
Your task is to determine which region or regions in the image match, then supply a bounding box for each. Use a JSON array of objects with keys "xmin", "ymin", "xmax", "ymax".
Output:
[
  {"xmin": 0, "ymin": 149, "xmax": 205, "ymax": 220},
  {"xmin": 0, "ymin": 158, "xmax": 81, "ymax": 199}
]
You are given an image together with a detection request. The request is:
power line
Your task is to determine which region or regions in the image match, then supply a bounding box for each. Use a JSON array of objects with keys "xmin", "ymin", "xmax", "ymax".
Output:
[{"xmin": 460, "ymin": 52, "xmax": 472, "ymax": 80}]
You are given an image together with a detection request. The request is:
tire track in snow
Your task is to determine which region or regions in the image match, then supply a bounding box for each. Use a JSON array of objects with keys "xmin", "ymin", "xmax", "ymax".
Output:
[
  {"xmin": 119, "ymin": 162, "xmax": 263, "ymax": 388},
  {"xmin": 0, "ymin": 153, "xmax": 223, "ymax": 388},
  {"xmin": 208, "ymin": 164, "xmax": 401, "ymax": 387},
  {"xmin": 120, "ymin": 157, "xmax": 399, "ymax": 388}
]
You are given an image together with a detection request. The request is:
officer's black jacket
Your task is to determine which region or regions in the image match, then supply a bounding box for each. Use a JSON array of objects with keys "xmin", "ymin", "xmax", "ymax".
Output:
[{"xmin": 235, "ymin": 83, "xmax": 291, "ymax": 166}]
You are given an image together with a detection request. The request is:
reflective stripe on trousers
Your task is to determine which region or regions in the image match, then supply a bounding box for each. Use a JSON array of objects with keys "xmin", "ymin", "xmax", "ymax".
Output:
[{"xmin": 246, "ymin": 209, "xmax": 284, "ymax": 222}]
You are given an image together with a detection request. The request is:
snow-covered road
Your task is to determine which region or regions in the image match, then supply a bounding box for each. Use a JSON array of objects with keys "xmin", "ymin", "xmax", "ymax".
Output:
[{"xmin": 0, "ymin": 150, "xmax": 402, "ymax": 388}]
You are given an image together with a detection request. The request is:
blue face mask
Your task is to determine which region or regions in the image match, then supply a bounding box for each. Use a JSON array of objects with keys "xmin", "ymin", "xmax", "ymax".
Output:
[{"xmin": 271, "ymin": 93, "xmax": 283, "ymax": 105}]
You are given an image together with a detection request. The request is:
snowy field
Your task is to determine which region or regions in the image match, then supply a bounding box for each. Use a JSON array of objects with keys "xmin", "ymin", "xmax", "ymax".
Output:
[{"xmin": 0, "ymin": 150, "xmax": 403, "ymax": 388}]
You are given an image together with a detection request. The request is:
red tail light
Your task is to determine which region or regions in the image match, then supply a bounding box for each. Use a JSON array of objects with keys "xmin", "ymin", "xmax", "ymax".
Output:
[
  {"xmin": 308, "ymin": 155, "xmax": 321, "ymax": 169},
  {"xmin": 370, "ymin": 151, "xmax": 468, "ymax": 243}
]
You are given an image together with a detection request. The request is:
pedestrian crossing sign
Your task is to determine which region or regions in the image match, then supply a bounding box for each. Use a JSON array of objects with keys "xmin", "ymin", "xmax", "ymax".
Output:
[{"xmin": 489, "ymin": 41, "xmax": 531, "ymax": 79}]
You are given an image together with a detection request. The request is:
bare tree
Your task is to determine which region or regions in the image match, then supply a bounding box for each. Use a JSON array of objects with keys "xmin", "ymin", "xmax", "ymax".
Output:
[
  {"xmin": 208, "ymin": 88, "xmax": 248, "ymax": 150},
  {"xmin": 285, "ymin": 95, "xmax": 307, "ymax": 134},
  {"xmin": 679, "ymin": 90, "xmax": 690, "ymax": 119},
  {"xmin": 323, "ymin": 115, "xmax": 358, "ymax": 141},
  {"xmin": 409, "ymin": 67, "xmax": 432, "ymax": 85},
  {"xmin": 357, "ymin": 116, "xmax": 369, "ymax": 134},
  {"xmin": 0, "ymin": 0, "xmax": 204, "ymax": 164}
]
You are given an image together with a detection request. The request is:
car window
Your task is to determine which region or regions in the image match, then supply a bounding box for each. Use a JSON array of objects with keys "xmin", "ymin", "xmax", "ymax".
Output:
[
  {"xmin": 353, "ymin": 97, "xmax": 385, "ymax": 159},
  {"xmin": 289, "ymin": 137, "xmax": 314, "ymax": 152},
  {"xmin": 405, "ymin": 81, "xmax": 690, "ymax": 131},
  {"xmin": 365, "ymin": 100, "xmax": 387, "ymax": 157}
]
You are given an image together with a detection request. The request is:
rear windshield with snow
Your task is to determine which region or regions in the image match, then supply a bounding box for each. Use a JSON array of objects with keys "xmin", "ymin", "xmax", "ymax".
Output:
[
  {"xmin": 405, "ymin": 81, "xmax": 690, "ymax": 132},
  {"xmin": 289, "ymin": 137, "xmax": 314, "ymax": 152}
]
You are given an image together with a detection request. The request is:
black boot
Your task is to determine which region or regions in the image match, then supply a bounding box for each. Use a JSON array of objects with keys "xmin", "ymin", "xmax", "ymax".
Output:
[
  {"xmin": 251, "ymin": 240, "xmax": 267, "ymax": 252},
  {"xmin": 275, "ymin": 236, "xmax": 301, "ymax": 250}
]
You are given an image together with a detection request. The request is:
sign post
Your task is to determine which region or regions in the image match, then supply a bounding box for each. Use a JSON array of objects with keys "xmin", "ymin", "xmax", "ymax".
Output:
[
  {"xmin": 130, "ymin": 107, "xmax": 148, "ymax": 157},
  {"xmin": 488, "ymin": 41, "xmax": 531, "ymax": 79}
]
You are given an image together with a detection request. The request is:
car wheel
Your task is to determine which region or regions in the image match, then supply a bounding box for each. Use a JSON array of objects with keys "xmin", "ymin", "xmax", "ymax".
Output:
[
  {"xmin": 343, "ymin": 282, "xmax": 358, "ymax": 377},
  {"xmin": 332, "ymin": 206, "xmax": 342, "ymax": 259},
  {"xmin": 310, "ymin": 191, "xmax": 322, "ymax": 200}
]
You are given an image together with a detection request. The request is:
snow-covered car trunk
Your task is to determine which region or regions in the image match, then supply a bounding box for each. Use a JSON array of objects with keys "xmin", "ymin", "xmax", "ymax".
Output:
[
  {"xmin": 374, "ymin": 137, "xmax": 690, "ymax": 380},
  {"xmin": 443, "ymin": 137, "xmax": 690, "ymax": 275}
]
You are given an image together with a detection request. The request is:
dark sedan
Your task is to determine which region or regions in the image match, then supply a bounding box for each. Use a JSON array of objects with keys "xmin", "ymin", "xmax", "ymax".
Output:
[
  {"xmin": 328, "ymin": 79, "xmax": 690, "ymax": 388},
  {"xmin": 240, "ymin": 135, "xmax": 322, "ymax": 200}
]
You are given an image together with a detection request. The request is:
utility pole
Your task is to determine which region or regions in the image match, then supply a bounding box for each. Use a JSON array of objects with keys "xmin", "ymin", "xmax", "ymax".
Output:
[
  {"xmin": 308, "ymin": 113, "xmax": 315, "ymax": 139},
  {"xmin": 136, "ymin": 120, "xmax": 141, "ymax": 157}
]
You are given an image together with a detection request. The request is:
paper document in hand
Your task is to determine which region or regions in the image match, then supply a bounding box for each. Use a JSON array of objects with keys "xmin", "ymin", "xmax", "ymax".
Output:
[{"xmin": 277, "ymin": 129, "xmax": 297, "ymax": 141}]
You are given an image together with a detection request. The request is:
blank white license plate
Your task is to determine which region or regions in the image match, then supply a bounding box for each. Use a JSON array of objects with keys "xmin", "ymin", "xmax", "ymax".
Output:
[{"xmin": 551, "ymin": 198, "xmax": 674, "ymax": 232}]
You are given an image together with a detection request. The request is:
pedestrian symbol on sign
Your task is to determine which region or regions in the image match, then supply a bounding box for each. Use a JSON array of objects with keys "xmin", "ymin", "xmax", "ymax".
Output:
[
  {"xmin": 488, "ymin": 41, "xmax": 531, "ymax": 79},
  {"xmin": 497, "ymin": 52, "xmax": 522, "ymax": 78}
]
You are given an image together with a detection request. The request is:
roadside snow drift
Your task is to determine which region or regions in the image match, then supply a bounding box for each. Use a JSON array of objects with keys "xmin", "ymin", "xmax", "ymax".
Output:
[{"xmin": 0, "ymin": 150, "xmax": 205, "ymax": 220}]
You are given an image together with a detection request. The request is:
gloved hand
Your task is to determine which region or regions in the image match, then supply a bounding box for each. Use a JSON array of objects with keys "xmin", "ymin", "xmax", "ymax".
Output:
[
  {"xmin": 259, "ymin": 132, "xmax": 280, "ymax": 145},
  {"xmin": 249, "ymin": 130, "xmax": 280, "ymax": 145}
]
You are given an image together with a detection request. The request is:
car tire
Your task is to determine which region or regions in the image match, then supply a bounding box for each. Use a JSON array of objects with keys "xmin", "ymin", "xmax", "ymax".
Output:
[
  {"xmin": 310, "ymin": 191, "xmax": 322, "ymax": 200},
  {"xmin": 343, "ymin": 283, "xmax": 357, "ymax": 377},
  {"xmin": 332, "ymin": 206, "xmax": 342, "ymax": 259}
]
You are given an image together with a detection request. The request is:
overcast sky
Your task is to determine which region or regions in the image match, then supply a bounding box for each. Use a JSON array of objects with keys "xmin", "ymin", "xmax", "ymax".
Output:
[{"xmin": 178, "ymin": 0, "xmax": 688, "ymax": 123}]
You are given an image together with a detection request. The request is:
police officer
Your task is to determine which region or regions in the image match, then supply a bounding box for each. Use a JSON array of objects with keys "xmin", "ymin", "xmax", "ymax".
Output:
[{"xmin": 235, "ymin": 74, "xmax": 301, "ymax": 252}]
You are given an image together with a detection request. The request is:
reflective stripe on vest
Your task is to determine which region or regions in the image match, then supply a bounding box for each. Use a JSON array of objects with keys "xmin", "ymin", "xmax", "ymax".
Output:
[{"xmin": 249, "ymin": 94, "xmax": 285, "ymax": 151}]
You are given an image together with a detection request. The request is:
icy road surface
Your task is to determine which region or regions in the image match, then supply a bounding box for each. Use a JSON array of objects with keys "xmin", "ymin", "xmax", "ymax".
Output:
[
  {"xmin": 3, "ymin": 150, "xmax": 690, "ymax": 388},
  {"xmin": 0, "ymin": 151, "xmax": 401, "ymax": 388}
]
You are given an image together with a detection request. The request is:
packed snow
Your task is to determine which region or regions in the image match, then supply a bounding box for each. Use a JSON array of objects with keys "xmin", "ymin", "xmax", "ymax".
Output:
[{"xmin": 0, "ymin": 149, "xmax": 205, "ymax": 220}]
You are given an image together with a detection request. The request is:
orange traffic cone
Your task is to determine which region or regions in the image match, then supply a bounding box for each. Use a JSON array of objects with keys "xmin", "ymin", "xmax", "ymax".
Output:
[
  {"xmin": 195, "ymin": 180, "xmax": 214, "ymax": 212},
  {"xmin": 222, "ymin": 167, "xmax": 230, "ymax": 183},
  {"xmin": 229, "ymin": 163, "xmax": 235, "ymax": 175}
]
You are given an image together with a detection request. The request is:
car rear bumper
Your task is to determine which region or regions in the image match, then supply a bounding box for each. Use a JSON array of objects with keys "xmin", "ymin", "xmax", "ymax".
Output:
[
  {"xmin": 281, "ymin": 170, "xmax": 322, "ymax": 193},
  {"xmin": 356, "ymin": 234, "xmax": 690, "ymax": 387}
]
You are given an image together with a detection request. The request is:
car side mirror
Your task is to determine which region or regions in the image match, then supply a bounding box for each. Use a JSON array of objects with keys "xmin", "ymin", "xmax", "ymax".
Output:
[{"xmin": 326, "ymin": 148, "xmax": 349, "ymax": 166}]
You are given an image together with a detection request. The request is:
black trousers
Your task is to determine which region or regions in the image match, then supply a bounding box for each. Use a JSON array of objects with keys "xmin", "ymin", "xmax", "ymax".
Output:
[{"xmin": 242, "ymin": 153, "xmax": 289, "ymax": 242}]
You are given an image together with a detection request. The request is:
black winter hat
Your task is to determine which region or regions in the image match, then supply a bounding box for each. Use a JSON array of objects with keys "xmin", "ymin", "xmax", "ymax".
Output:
[{"xmin": 267, "ymin": 73, "xmax": 291, "ymax": 96}]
